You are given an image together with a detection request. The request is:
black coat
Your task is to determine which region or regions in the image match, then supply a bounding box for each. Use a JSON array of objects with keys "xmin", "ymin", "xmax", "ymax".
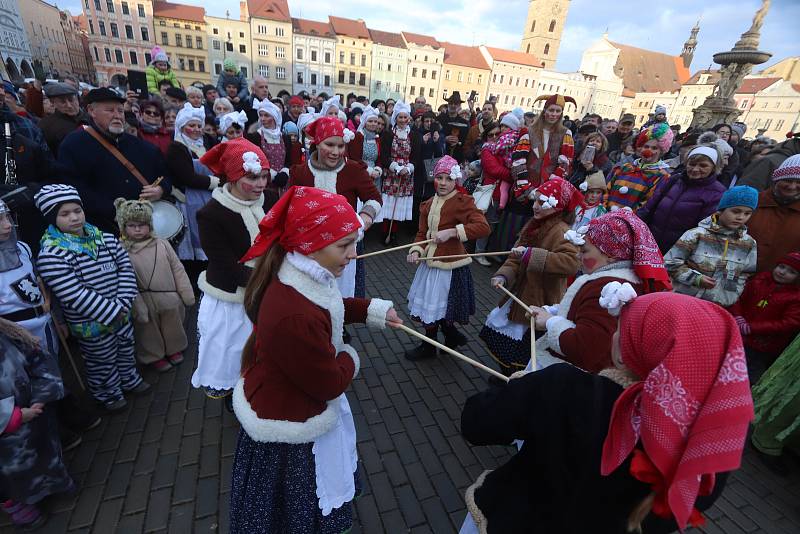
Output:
[
  {"xmin": 461, "ymin": 364, "xmax": 727, "ymax": 534},
  {"xmin": 379, "ymin": 129, "xmax": 427, "ymax": 197}
]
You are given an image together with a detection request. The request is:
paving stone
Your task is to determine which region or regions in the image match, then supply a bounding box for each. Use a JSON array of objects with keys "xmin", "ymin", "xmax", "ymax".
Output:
[
  {"xmin": 115, "ymin": 431, "xmax": 143, "ymax": 463},
  {"xmin": 151, "ymin": 453, "xmax": 179, "ymax": 489},
  {"xmin": 167, "ymin": 502, "xmax": 195, "ymax": 533},
  {"xmin": 195, "ymin": 476, "xmax": 219, "ymax": 518},
  {"xmin": 201, "ymin": 416, "xmax": 222, "ymax": 446},
  {"xmin": 193, "ymin": 516, "xmax": 219, "ymax": 532},
  {"xmin": 143, "ymin": 487, "xmax": 171, "ymax": 532},
  {"xmin": 382, "ymin": 451, "xmax": 409, "ymax": 486},
  {"xmin": 178, "ymin": 434, "xmax": 202, "ymax": 466},
  {"xmin": 396, "ymin": 484, "xmax": 426, "ymax": 527},
  {"xmin": 199, "ymin": 444, "xmax": 221, "ymax": 478},
  {"xmin": 104, "ymin": 461, "xmax": 134, "ymax": 500},
  {"xmin": 37, "ymin": 511, "xmax": 70, "ymax": 534},
  {"xmin": 390, "ymin": 431, "xmax": 419, "ymax": 465},
  {"xmin": 405, "ymin": 462, "xmax": 436, "ymax": 500},
  {"xmin": 159, "ymin": 424, "xmax": 183, "ymax": 455},
  {"xmin": 381, "ymin": 508, "xmax": 408, "ymax": 534},
  {"xmin": 370, "ymin": 421, "xmax": 395, "ymax": 453},
  {"xmin": 221, "ymin": 425, "xmax": 238, "ymax": 457},
  {"xmin": 83, "ymin": 450, "xmax": 115, "ymax": 487},
  {"xmin": 125, "ymin": 408, "xmax": 149, "ymax": 434},
  {"xmin": 219, "ymin": 491, "xmax": 231, "ymax": 534},
  {"xmin": 358, "ymin": 440, "xmax": 382, "ymax": 475},
  {"xmin": 123, "ymin": 474, "xmax": 152, "ymax": 515},
  {"xmin": 96, "ymin": 422, "xmax": 125, "ymax": 452},
  {"xmin": 220, "ymin": 456, "xmax": 234, "ymax": 493},
  {"xmin": 91, "ymin": 497, "xmax": 123, "ymax": 533},
  {"xmin": 141, "ymin": 413, "xmax": 167, "ymax": 443},
  {"xmin": 172, "ymin": 463, "xmax": 200, "ymax": 504},
  {"xmin": 354, "ymin": 495, "xmax": 382, "ymax": 534},
  {"xmin": 420, "ymin": 497, "xmax": 455, "ymax": 534},
  {"xmin": 133, "ymin": 441, "xmax": 159, "ymax": 474},
  {"xmin": 67, "ymin": 485, "xmax": 103, "ymax": 529},
  {"xmin": 431, "ymin": 472, "xmax": 464, "ymax": 513},
  {"xmin": 183, "ymin": 408, "xmax": 204, "ymax": 436},
  {"xmin": 115, "ymin": 513, "xmax": 145, "ymax": 533}
]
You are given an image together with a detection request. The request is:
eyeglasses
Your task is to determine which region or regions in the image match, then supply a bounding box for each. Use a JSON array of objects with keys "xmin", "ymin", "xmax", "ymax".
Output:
[{"xmin": 143, "ymin": 109, "xmax": 161, "ymax": 117}]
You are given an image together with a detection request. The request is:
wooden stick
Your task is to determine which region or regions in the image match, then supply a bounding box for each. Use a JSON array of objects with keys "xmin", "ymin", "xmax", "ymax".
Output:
[
  {"xmin": 419, "ymin": 251, "xmax": 513, "ymax": 261},
  {"xmin": 530, "ymin": 316, "xmax": 538, "ymax": 371},
  {"xmin": 151, "ymin": 176, "xmax": 164, "ymax": 188},
  {"xmin": 54, "ymin": 321, "xmax": 86, "ymax": 392},
  {"xmin": 396, "ymin": 323, "xmax": 509, "ymax": 382},
  {"xmin": 496, "ymin": 284, "xmax": 534, "ymax": 314},
  {"xmin": 356, "ymin": 239, "xmax": 433, "ymax": 259}
]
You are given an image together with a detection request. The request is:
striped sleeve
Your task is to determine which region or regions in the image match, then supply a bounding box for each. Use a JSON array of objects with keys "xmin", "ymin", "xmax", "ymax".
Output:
[
  {"xmin": 107, "ymin": 235, "xmax": 139, "ymax": 306},
  {"xmin": 37, "ymin": 247, "xmax": 123, "ymax": 325}
]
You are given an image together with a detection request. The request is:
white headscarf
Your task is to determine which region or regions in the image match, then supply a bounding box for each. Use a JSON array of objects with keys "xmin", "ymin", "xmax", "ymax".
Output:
[
  {"xmin": 391, "ymin": 100, "xmax": 411, "ymax": 127},
  {"xmin": 254, "ymin": 98, "xmax": 283, "ymax": 142},
  {"xmin": 219, "ymin": 111, "xmax": 247, "ymax": 134},
  {"xmin": 321, "ymin": 95, "xmax": 342, "ymax": 117},
  {"xmin": 173, "ymin": 102, "xmax": 206, "ymax": 155},
  {"xmin": 357, "ymin": 106, "xmax": 380, "ymax": 135}
]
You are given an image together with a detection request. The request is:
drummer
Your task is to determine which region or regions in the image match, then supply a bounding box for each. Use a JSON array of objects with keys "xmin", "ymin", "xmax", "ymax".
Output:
[
  {"xmin": 287, "ymin": 116, "xmax": 381, "ymax": 299},
  {"xmin": 57, "ymin": 87, "xmax": 172, "ymax": 234},
  {"xmin": 165, "ymin": 103, "xmax": 220, "ymax": 280}
]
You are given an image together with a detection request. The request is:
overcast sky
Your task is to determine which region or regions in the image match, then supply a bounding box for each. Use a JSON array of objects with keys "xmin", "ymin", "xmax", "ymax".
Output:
[{"xmin": 60, "ymin": 0, "xmax": 797, "ymax": 74}]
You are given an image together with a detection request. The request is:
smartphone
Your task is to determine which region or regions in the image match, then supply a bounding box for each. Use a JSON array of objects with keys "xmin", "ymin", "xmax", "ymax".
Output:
[
  {"xmin": 581, "ymin": 145, "xmax": 596, "ymax": 163},
  {"xmin": 127, "ymin": 69, "xmax": 148, "ymax": 98},
  {"xmin": 469, "ymin": 90, "xmax": 477, "ymax": 102}
]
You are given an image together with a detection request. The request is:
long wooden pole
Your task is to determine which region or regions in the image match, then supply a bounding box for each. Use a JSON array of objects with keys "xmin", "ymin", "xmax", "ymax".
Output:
[
  {"xmin": 356, "ymin": 239, "xmax": 433, "ymax": 259},
  {"xmin": 396, "ymin": 323, "xmax": 509, "ymax": 382},
  {"xmin": 496, "ymin": 284, "xmax": 538, "ymax": 370},
  {"xmin": 418, "ymin": 251, "xmax": 513, "ymax": 262}
]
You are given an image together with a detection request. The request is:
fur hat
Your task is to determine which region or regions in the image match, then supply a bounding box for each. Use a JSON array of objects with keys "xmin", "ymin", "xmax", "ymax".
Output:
[
  {"xmin": 582, "ymin": 170, "xmax": 607, "ymax": 192},
  {"xmin": 717, "ymin": 186, "xmax": 758, "ymax": 211},
  {"xmin": 114, "ymin": 197, "xmax": 153, "ymax": 236}
]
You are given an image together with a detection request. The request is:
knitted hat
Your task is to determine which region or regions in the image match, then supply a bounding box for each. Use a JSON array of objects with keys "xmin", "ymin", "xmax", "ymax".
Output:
[
  {"xmin": 432, "ymin": 156, "xmax": 462, "ymax": 180},
  {"xmin": 114, "ymin": 198, "xmax": 153, "ymax": 236},
  {"xmin": 654, "ymin": 105, "xmax": 667, "ymax": 116},
  {"xmin": 199, "ymin": 137, "xmax": 269, "ymax": 182},
  {"xmin": 34, "ymin": 184, "xmax": 82, "ymax": 217},
  {"xmin": 582, "ymin": 170, "xmax": 607, "ymax": 192},
  {"xmin": 500, "ymin": 112, "xmax": 520, "ymax": 130},
  {"xmin": 282, "ymin": 121, "xmax": 299, "ymax": 136},
  {"xmin": 635, "ymin": 122, "xmax": 674, "ymax": 152},
  {"xmin": 777, "ymin": 251, "xmax": 800, "ymax": 272},
  {"xmin": 731, "ymin": 124, "xmax": 745, "ymax": 138},
  {"xmin": 288, "ymin": 95, "xmax": 304, "ymax": 107},
  {"xmin": 772, "ymin": 154, "xmax": 800, "ymax": 182},
  {"xmin": 223, "ymin": 58, "xmax": 237, "ymax": 72},
  {"xmin": 151, "ymin": 46, "xmax": 169, "ymax": 65},
  {"xmin": 717, "ymin": 186, "xmax": 759, "ymax": 211}
]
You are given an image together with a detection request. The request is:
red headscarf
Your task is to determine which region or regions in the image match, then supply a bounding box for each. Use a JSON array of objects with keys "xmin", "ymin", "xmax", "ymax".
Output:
[
  {"xmin": 199, "ymin": 137, "xmax": 269, "ymax": 182},
  {"xmin": 306, "ymin": 116, "xmax": 344, "ymax": 146},
  {"xmin": 241, "ymin": 186, "xmax": 360, "ymax": 262},
  {"xmin": 585, "ymin": 210, "xmax": 672, "ymax": 292},
  {"xmin": 535, "ymin": 177, "xmax": 584, "ymax": 214},
  {"xmin": 600, "ymin": 292, "xmax": 753, "ymax": 530}
]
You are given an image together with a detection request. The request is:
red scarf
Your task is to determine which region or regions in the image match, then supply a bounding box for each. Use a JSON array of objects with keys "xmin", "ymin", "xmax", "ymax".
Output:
[{"xmin": 600, "ymin": 292, "xmax": 753, "ymax": 530}]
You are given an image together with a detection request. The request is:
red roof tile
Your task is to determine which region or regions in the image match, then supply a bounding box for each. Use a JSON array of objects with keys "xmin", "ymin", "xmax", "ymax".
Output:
[
  {"xmin": 247, "ymin": 0, "xmax": 290, "ymax": 23},
  {"xmin": 484, "ymin": 46, "xmax": 542, "ymax": 68},
  {"xmin": 402, "ymin": 32, "xmax": 441, "ymax": 49},
  {"xmin": 369, "ymin": 28, "xmax": 406, "ymax": 49},
  {"xmin": 329, "ymin": 16, "xmax": 370, "ymax": 40},
  {"xmin": 737, "ymin": 77, "xmax": 781, "ymax": 94},
  {"xmin": 292, "ymin": 18, "xmax": 334, "ymax": 38},
  {"xmin": 152, "ymin": 1, "xmax": 205, "ymax": 23},
  {"xmin": 609, "ymin": 41, "xmax": 691, "ymax": 93},
  {"xmin": 441, "ymin": 42, "xmax": 489, "ymax": 70}
]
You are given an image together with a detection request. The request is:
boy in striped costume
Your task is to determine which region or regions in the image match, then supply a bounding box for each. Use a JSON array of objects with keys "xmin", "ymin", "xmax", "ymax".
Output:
[{"xmin": 35, "ymin": 185, "xmax": 148, "ymax": 412}]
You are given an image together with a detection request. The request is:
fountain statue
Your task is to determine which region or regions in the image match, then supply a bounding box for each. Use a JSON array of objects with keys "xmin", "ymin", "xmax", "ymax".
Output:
[{"xmin": 691, "ymin": 0, "xmax": 772, "ymax": 129}]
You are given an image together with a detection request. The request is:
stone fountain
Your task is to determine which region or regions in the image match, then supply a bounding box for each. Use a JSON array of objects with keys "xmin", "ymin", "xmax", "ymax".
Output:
[{"xmin": 691, "ymin": 0, "xmax": 772, "ymax": 129}]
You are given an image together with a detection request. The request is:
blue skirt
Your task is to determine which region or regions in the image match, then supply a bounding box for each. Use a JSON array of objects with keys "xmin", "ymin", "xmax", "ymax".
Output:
[
  {"xmin": 479, "ymin": 324, "xmax": 532, "ymax": 373},
  {"xmin": 355, "ymin": 241, "xmax": 366, "ymax": 299},
  {"xmin": 230, "ymin": 430, "xmax": 357, "ymax": 534},
  {"xmin": 409, "ymin": 265, "xmax": 475, "ymax": 326}
]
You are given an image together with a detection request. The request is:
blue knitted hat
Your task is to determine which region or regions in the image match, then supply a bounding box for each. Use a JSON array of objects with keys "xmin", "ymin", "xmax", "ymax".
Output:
[
  {"xmin": 282, "ymin": 121, "xmax": 299, "ymax": 136},
  {"xmin": 717, "ymin": 186, "xmax": 759, "ymax": 211}
]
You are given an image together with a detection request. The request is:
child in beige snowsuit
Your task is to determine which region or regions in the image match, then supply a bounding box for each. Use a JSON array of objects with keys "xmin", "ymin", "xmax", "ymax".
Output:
[{"xmin": 115, "ymin": 198, "xmax": 195, "ymax": 372}]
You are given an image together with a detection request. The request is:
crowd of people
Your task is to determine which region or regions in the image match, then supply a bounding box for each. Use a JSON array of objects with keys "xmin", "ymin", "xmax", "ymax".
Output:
[{"xmin": 1, "ymin": 44, "xmax": 800, "ymax": 532}]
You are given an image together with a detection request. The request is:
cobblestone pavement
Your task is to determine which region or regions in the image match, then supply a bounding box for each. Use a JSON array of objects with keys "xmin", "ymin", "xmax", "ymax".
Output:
[{"xmin": 2, "ymin": 229, "xmax": 800, "ymax": 533}]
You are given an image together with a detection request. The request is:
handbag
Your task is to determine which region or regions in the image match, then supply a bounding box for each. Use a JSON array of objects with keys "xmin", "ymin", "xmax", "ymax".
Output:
[
  {"xmin": 472, "ymin": 182, "xmax": 496, "ymax": 212},
  {"xmin": 424, "ymin": 157, "xmax": 443, "ymax": 183}
]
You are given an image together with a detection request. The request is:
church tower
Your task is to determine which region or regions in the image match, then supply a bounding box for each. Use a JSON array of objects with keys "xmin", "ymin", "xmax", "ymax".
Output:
[
  {"xmin": 520, "ymin": 0, "xmax": 571, "ymax": 70},
  {"xmin": 681, "ymin": 20, "xmax": 701, "ymax": 69}
]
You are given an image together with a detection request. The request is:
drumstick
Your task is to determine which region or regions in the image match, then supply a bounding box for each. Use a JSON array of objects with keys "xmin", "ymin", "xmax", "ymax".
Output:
[
  {"xmin": 356, "ymin": 239, "xmax": 433, "ymax": 259},
  {"xmin": 396, "ymin": 323, "xmax": 509, "ymax": 382},
  {"xmin": 139, "ymin": 177, "xmax": 164, "ymax": 200},
  {"xmin": 417, "ymin": 251, "xmax": 513, "ymax": 261}
]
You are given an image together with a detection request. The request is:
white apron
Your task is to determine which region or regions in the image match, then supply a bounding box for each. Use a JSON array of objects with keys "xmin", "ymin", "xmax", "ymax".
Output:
[{"xmin": 312, "ymin": 393, "xmax": 358, "ymax": 515}]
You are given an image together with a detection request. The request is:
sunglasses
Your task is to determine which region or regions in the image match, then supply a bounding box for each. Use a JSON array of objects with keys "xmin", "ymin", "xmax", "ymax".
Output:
[{"xmin": 143, "ymin": 109, "xmax": 161, "ymax": 117}]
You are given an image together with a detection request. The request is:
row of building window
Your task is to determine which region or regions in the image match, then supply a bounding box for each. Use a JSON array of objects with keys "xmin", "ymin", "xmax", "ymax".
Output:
[
  {"xmin": 296, "ymin": 48, "xmax": 332, "ymax": 64},
  {"xmin": 374, "ymin": 80, "xmax": 402, "ymax": 93},
  {"xmin": 337, "ymin": 70, "xmax": 367, "ymax": 86},
  {"xmin": 492, "ymin": 73, "xmax": 534, "ymax": 88},
  {"xmin": 89, "ymin": 19, "xmax": 149, "ymax": 42},
  {"xmin": 255, "ymin": 25, "xmax": 285, "ymax": 37},
  {"xmin": 91, "ymin": 45, "xmax": 205, "ymax": 72},
  {"xmin": 254, "ymin": 64, "xmax": 286, "ymax": 79},
  {"xmin": 158, "ymin": 20, "xmax": 201, "ymax": 31},
  {"xmin": 160, "ymin": 33, "xmax": 203, "ymax": 49},
  {"xmin": 444, "ymin": 70, "xmax": 481, "ymax": 84},
  {"xmin": 338, "ymin": 51, "xmax": 368, "ymax": 67},
  {"xmin": 86, "ymin": 0, "xmax": 146, "ymax": 18},
  {"xmin": 295, "ymin": 71, "xmax": 331, "ymax": 87},
  {"xmin": 409, "ymin": 86, "xmax": 435, "ymax": 98},
  {"xmin": 529, "ymin": 19, "xmax": 559, "ymax": 34}
]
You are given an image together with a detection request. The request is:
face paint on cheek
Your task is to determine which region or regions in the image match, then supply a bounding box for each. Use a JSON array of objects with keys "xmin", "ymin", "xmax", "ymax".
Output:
[
  {"xmin": 238, "ymin": 181, "xmax": 255, "ymax": 193},
  {"xmin": 582, "ymin": 257, "xmax": 598, "ymax": 271}
]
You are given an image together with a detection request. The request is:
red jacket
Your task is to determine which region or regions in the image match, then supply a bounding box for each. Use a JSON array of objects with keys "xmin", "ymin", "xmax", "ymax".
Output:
[
  {"xmin": 728, "ymin": 271, "xmax": 800, "ymax": 356},
  {"xmin": 289, "ymin": 159, "xmax": 382, "ymax": 220},
  {"xmin": 480, "ymin": 146, "xmax": 511, "ymax": 202}
]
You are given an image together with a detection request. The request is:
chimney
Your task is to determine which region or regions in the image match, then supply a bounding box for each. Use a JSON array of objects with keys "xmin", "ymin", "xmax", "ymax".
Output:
[{"xmin": 240, "ymin": 1, "xmax": 249, "ymax": 22}]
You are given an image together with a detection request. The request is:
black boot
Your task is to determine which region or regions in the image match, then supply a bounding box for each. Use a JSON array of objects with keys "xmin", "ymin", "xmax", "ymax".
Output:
[
  {"xmin": 404, "ymin": 342, "xmax": 436, "ymax": 361},
  {"xmin": 441, "ymin": 323, "xmax": 467, "ymax": 349}
]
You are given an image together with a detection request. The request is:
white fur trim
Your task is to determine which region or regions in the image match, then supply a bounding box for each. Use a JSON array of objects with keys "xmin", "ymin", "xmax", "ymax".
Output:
[
  {"xmin": 307, "ymin": 159, "xmax": 345, "ymax": 194},
  {"xmin": 208, "ymin": 175, "xmax": 221, "ymax": 190},
  {"xmin": 233, "ymin": 379, "xmax": 338, "ymax": 443},
  {"xmin": 455, "ymin": 223, "xmax": 468, "ymax": 242},
  {"xmin": 389, "ymin": 161, "xmax": 399, "ymax": 173},
  {"xmin": 198, "ymin": 271, "xmax": 245, "ymax": 303},
  {"xmin": 599, "ymin": 281, "xmax": 637, "ymax": 316},
  {"xmin": 408, "ymin": 245, "xmax": 426, "ymax": 257},
  {"xmin": 545, "ymin": 315, "xmax": 576, "ymax": 355},
  {"xmin": 339, "ymin": 343, "xmax": 360, "ymax": 378},
  {"xmin": 543, "ymin": 304, "xmax": 559, "ymax": 315},
  {"xmin": 211, "ymin": 185, "xmax": 265, "ymax": 250},
  {"xmin": 556, "ymin": 265, "xmax": 640, "ymax": 323},
  {"xmin": 366, "ymin": 298, "xmax": 393, "ymax": 330},
  {"xmin": 406, "ymin": 162, "xmax": 415, "ymax": 175}
]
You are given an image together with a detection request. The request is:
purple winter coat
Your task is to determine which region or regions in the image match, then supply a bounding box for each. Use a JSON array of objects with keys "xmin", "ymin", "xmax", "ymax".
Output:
[{"xmin": 636, "ymin": 171, "xmax": 727, "ymax": 252}]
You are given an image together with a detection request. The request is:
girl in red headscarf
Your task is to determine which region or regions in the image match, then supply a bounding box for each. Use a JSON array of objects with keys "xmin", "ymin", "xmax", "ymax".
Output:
[
  {"xmin": 192, "ymin": 138, "xmax": 271, "ymax": 406},
  {"xmin": 460, "ymin": 288, "xmax": 753, "ymax": 534},
  {"xmin": 287, "ymin": 116, "xmax": 382, "ymax": 300},
  {"xmin": 229, "ymin": 186, "xmax": 400, "ymax": 533},
  {"xmin": 480, "ymin": 178, "xmax": 581, "ymax": 377},
  {"xmin": 526, "ymin": 210, "xmax": 671, "ymax": 374}
]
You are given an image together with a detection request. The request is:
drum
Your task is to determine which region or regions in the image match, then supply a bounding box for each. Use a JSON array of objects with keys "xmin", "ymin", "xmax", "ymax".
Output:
[{"xmin": 151, "ymin": 200, "xmax": 186, "ymax": 247}]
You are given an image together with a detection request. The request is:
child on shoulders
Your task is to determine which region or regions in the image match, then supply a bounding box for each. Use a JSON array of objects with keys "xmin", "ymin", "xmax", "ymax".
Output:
[{"xmin": 573, "ymin": 170, "xmax": 608, "ymax": 230}]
